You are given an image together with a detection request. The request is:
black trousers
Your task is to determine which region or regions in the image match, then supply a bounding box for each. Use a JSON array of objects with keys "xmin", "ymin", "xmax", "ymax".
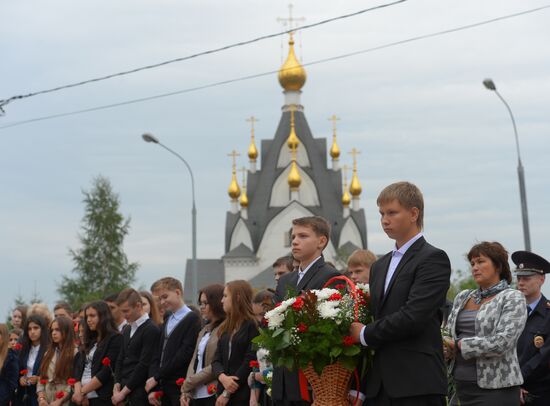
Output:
[
  {"xmin": 128, "ymin": 386, "xmax": 149, "ymax": 406},
  {"xmin": 89, "ymin": 398, "xmax": 114, "ymax": 406},
  {"xmin": 369, "ymin": 385, "xmax": 446, "ymax": 406},
  {"xmin": 272, "ymin": 401, "xmax": 309, "ymax": 406},
  {"xmin": 190, "ymin": 397, "xmax": 216, "ymax": 406},
  {"xmin": 161, "ymin": 383, "xmax": 181, "ymax": 406}
]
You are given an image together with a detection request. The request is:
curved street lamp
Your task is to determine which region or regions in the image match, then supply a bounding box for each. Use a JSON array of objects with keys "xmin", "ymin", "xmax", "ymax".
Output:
[
  {"xmin": 142, "ymin": 133, "xmax": 198, "ymax": 303},
  {"xmin": 483, "ymin": 79, "xmax": 531, "ymax": 251}
]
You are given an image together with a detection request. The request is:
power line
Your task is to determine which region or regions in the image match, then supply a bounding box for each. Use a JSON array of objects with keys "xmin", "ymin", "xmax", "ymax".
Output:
[
  {"xmin": 1, "ymin": 4, "xmax": 548, "ymax": 131},
  {"xmin": 0, "ymin": 0, "xmax": 407, "ymax": 112}
]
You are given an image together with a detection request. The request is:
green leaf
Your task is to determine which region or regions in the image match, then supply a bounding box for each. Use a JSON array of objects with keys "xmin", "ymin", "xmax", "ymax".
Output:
[
  {"xmin": 330, "ymin": 347, "xmax": 343, "ymax": 358},
  {"xmin": 343, "ymin": 346, "xmax": 361, "ymax": 357}
]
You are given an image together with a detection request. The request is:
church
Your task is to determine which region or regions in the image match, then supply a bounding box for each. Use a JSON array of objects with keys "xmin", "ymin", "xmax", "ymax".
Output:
[{"xmin": 184, "ymin": 32, "xmax": 368, "ymax": 298}]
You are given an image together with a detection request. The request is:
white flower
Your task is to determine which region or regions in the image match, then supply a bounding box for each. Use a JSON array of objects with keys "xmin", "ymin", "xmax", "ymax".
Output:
[
  {"xmin": 266, "ymin": 312, "xmax": 285, "ymax": 329},
  {"xmin": 356, "ymin": 283, "xmax": 370, "ymax": 294},
  {"xmin": 311, "ymin": 288, "xmax": 339, "ymax": 301},
  {"xmin": 317, "ymin": 300, "xmax": 340, "ymax": 319}
]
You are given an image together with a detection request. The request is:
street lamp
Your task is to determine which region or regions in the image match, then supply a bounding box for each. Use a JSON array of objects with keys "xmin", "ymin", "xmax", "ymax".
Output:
[
  {"xmin": 142, "ymin": 133, "xmax": 198, "ymax": 303},
  {"xmin": 483, "ymin": 79, "xmax": 531, "ymax": 251}
]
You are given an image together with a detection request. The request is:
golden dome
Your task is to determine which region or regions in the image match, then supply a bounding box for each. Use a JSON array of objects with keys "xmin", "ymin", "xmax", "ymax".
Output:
[
  {"xmin": 278, "ymin": 33, "xmax": 306, "ymax": 91},
  {"xmin": 239, "ymin": 188, "xmax": 249, "ymax": 208},
  {"xmin": 287, "ymin": 109, "xmax": 299, "ymax": 150},
  {"xmin": 228, "ymin": 172, "xmax": 241, "ymax": 200},
  {"xmin": 330, "ymin": 136, "xmax": 340, "ymax": 159},
  {"xmin": 342, "ymin": 188, "xmax": 351, "ymax": 207},
  {"xmin": 349, "ymin": 171, "xmax": 362, "ymax": 197},
  {"xmin": 248, "ymin": 137, "xmax": 258, "ymax": 161},
  {"xmin": 288, "ymin": 159, "xmax": 301, "ymax": 190}
]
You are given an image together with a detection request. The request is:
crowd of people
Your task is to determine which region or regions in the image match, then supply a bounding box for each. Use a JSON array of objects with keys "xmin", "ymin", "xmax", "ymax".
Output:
[{"xmin": 0, "ymin": 181, "xmax": 549, "ymax": 406}]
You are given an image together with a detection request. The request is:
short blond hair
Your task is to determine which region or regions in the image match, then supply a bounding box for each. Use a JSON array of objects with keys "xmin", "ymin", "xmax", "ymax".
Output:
[
  {"xmin": 151, "ymin": 277, "xmax": 183, "ymax": 294},
  {"xmin": 347, "ymin": 249, "xmax": 377, "ymax": 268},
  {"xmin": 377, "ymin": 181, "xmax": 424, "ymax": 229}
]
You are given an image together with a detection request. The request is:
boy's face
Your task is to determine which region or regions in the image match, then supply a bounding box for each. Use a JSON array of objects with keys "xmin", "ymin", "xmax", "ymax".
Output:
[
  {"xmin": 54, "ymin": 308, "xmax": 71, "ymax": 320},
  {"xmin": 291, "ymin": 224, "xmax": 326, "ymax": 262},
  {"xmin": 348, "ymin": 264, "xmax": 371, "ymax": 284},
  {"xmin": 155, "ymin": 287, "xmax": 183, "ymax": 312},
  {"xmin": 119, "ymin": 301, "xmax": 141, "ymax": 323}
]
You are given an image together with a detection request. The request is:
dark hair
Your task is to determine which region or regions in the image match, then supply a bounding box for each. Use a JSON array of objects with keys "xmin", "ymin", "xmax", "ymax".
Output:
[
  {"xmin": 53, "ymin": 301, "xmax": 72, "ymax": 314},
  {"xmin": 103, "ymin": 292, "xmax": 120, "ymax": 303},
  {"xmin": 82, "ymin": 301, "xmax": 118, "ymax": 352},
  {"xmin": 218, "ymin": 280, "xmax": 256, "ymax": 336},
  {"xmin": 116, "ymin": 288, "xmax": 142, "ymax": 307},
  {"xmin": 20, "ymin": 314, "xmax": 50, "ymax": 362},
  {"xmin": 139, "ymin": 291, "xmax": 162, "ymax": 325},
  {"xmin": 292, "ymin": 216, "xmax": 331, "ymax": 244},
  {"xmin": 272, "ymin": 256, "xmax": 294, "ymax": 272},
  {"xmin": 39, "ymin": 317, "xmax": 75, "ymax": 382},
  {"xmin": 253, "ymin": 290, "xmax": 275, "ymax": 304},
  {"xmin": 198, "ymin": 284, "xmax": 226, "ymax": 322},
  {"xmin": 13, "ymin": 305, "xmax": 28, "ymax": 328},
  {"xmin": 467, "ymin": 241, "xmax": 512, "ymax": 284}
]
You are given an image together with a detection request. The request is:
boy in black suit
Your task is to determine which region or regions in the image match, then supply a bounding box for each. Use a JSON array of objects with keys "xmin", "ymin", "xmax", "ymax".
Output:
[
  {"xmin": 112, "ymin": 288, "xmax": 160, "ymax": 406},
  {"xmin": 350, "ymin": 182, "xmax": 451, "ymax": 406},
  {"xmin": 273, "ymin": 216, "xmax": 340, "ymax": 406},
  {"xmin": 146, "ymin": 277, "xmax": 201, "ymax": 406}
]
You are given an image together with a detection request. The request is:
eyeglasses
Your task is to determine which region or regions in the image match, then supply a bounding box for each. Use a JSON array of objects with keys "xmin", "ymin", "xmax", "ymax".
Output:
[{"xmin": 199, "ymin": 301, "xmax": 209, "ymax": 308}]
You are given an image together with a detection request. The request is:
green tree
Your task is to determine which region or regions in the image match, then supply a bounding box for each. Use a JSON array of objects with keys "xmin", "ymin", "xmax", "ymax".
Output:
[
  {"xmin": 447, "ymin": 269, "xmax": 477, "ymax": 301},
  {"xmin": 58, "ymin": 176, "xmax": 138, "ymax": 309}
]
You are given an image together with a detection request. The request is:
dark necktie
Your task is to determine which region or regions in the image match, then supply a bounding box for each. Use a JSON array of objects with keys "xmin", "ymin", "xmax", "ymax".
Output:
[{"xmin": 527, "ymin": 305, "xmax": 532, "ymax": 316}]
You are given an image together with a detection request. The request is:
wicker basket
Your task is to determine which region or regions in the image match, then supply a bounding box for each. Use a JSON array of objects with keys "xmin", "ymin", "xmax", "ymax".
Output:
[{"xmin": 302, "ymin": 362, "xmax": 353, "ymax": 406}]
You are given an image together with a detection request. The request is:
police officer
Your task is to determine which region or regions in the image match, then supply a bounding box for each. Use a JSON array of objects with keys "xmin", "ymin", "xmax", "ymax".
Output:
[{"xmin": 514, "ymin": 250, "xmax": 550, "ymax": 405}]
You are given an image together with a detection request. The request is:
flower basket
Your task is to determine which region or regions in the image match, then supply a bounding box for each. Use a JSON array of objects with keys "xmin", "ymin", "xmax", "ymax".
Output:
[{"xmin": 302, "ymin": 361, "xmax": 353, "ymax": 406}]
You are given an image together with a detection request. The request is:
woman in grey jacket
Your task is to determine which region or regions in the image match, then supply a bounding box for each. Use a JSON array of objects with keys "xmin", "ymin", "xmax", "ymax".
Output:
[{"xmin": 445, "ymin": 241, "xmax": 527, "ymax": 406}]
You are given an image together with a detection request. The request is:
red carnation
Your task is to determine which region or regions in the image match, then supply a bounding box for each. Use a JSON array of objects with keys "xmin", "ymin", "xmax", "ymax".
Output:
[
  {"xmin": 67, "ymin": 378, "xmax": 77, "ymax": 386},
  {"xmin": 154, "ymin": 391, "xmax": 164, "ymax": 399},
  {"xmin": 328, "ymin": 293, "xmax": 342, "ymax": 301},
  {"xmin": 335, "ymin": 284, "xmax": 346, "ymax": 291},
  {"xmin": 249, "ymin": 360, "xmax": 260, "ymax": 369},
  {"xmin": 20, "ymin": 369, "xmax": 28, "ymax": 376},
  {"xmin": 14, "ymin": 343, "xmax": 23, "ymax": 351},
  {"xmin": 101, "ymin": 357, "xmax": 111, "ymax": 366},
  {"xmin": 176, "ymin": 378, "xmax": 185, "ymax": 386},
  {"xmin": 342, "ymin": 336, "xmax": 354, "ymax": 347},
  {"xmin": 55, "ymin": 391, "xmax": 65, "ymax": 400},
  {"xmin": 207, "ymin": 383, "xmax": 217, "ymax": 395},
  {"xmin": 260, "ymin": 317, "xmax": 268, "ymax": 327},
  {"xmin": 274, "ymin": 302, "xmax": 282, "ymax": 308},
  {"xmin": 297, "ymin": 323, "xmax": 308, "ymax": 333},
  {"xmin": 292, "ymin": 297, "xmax": 304, "ymax": 311},
  {"xmin": 39, "ymin": 378, "xmax": 48, "ymax": 385}
]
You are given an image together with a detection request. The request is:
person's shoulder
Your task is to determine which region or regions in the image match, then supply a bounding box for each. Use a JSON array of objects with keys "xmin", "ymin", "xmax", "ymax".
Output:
[
  {"xmin": 278, "ymin": 271, "xmax": 295, "ymax": 285},
  {"xmin": 500, "ymin": 288, "xmax": 525, "ymax": 301}
]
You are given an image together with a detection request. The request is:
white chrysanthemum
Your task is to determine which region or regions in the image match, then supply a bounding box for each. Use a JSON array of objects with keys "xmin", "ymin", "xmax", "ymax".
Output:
[
  {"xmin": 265, "ymin": 297, "xmax": 296, "ymax": 322},
  {"xmin": 311, "ymin": 288, "xmax": 339, "ymax": 301},
  {"xmin": 267, "ymin": 312, "xmax": 285, "ymax": 329},
  {"xmin": 318, "ymin": 300, "xmax": 340, "ymax": 319},
  {"xmin": 356, "ymin": 283, "xmax": 370, "ymax": 294}
]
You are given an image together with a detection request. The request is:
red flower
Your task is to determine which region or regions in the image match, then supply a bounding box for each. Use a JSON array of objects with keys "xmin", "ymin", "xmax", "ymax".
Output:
[
  {"xmin": 176, "ymin": 378, "xmax": 185, "ymax": 386},
  {"xmin": 297, "ymin": 323, "xmax": 308, "ymax": 333},
  {"xmin": 39, "ymin": 379, "xmax": 48, "ymax": 385},
  {"xmin": 260, "ymin": 317, "xmax": 268, "ymax": 327},
  {"xmin": 14, "ymin": 343, "xmax": 23, "ymax": 351},
  {"xmin": 249, "ymin": 360, "xmax": 260, "ymax": 369},
  {"xmin": 292, "ymin": 297, "xmax": 304, "ymax": 311},
  {"xmin": 207, "ymin": 383, "xmax": 217, "ymax": 395},
  {"xmin": 101, "ymin": 357, "xmax": 111, "ymax": 366},
  {"xmin": 20, "ymin": 369, "xmax": 28, "ymax": 376},
  {"xmin": 55, "ymin": 391, "xmax": 65, "ymax": 400},
  {"xmin": 67, "ymin": 378, "xmax": 77, "ymax": 386},
  {"xmin": 328, "ymin": 293, "xmax": 342, "ymax": 301},
  {"xmin": 335, "ymin": 284, "xmax": 346, "ymax": 291},
  {"xmin": 342, "ymin": 336, "xmax": 354, "ymax": 347},
  {"xmin": 154, "ymin": 391, "xmax": 164, "ymax": 399},
  {"xmin": 274, "ymin": 302, "xmax": 282, "ymax": 308}
]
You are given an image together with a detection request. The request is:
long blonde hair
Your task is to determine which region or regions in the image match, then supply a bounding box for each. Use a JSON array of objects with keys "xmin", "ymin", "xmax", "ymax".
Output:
[
  {"xmin": 0, "ymin": 324, "xmax": 9, "ymax": 369},
  {"xmin": 218, "ymin": 280, "xmax": 256, "ymax": 337}
]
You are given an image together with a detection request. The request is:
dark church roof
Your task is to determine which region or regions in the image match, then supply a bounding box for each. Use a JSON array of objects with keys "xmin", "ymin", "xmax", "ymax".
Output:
[{"xmin": 183, "ymin": 259, "xmax": 224, "ymax": 301}]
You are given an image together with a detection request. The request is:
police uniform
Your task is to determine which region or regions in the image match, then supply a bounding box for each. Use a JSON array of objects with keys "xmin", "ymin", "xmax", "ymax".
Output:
[{"xmin": 514, "ymin": 251, "xmax": 550, "ymax": 405}]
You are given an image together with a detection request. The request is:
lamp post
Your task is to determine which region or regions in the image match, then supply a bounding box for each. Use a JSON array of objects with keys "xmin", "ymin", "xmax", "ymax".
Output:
[
  {"xmin": 483, "ymin": 79, "xmax": 531, "ymax": 251},
  {"xmin": 142, "ymin": 133, "xmax": 198, "ymax": 303}
]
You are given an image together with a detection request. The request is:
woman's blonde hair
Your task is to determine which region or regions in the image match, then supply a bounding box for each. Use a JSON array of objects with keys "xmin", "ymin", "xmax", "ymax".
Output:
[
  {"xmin": 0, "ymin": 324, "xmax": 10, "ymax": 369},
  {"xmin": 218, "ymin": 280, "xmax": 256, "ymax": 336}
]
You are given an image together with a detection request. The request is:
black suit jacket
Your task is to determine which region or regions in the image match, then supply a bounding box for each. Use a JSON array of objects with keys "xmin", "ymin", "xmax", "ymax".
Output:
[
  {"xmin": 74, "ymin": 333, "xmax": 122, "ymax": 400},
  {"xmin": 362, "ymin": 237, "xmax": 450, "ymax": 399},
  {"xmin": 211, "ymin": 319, "xmax": 259, "ymax": 402},
  {"xmin": 114, "ymin": 318, "xmax": 160, "ymax": 391},
  {"xmin": 148, "ymin": 310, "xmax": 201, "ymax": 386},
  {"xmin": 517, "ymin": 294, "xmax": 550, "ymax": 394},
  {"xmin": 272, "ymin": 256, "xmax": 340, "ymax": 402}
]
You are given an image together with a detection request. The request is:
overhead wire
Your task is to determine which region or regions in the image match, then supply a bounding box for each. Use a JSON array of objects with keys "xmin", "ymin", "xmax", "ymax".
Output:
[{"xmin": 1, "ymin": 4, "xmax": 549, "ymax": 131}]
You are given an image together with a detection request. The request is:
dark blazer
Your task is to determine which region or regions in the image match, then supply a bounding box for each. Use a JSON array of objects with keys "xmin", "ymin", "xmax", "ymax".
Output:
[
  {"xmin": 15, "ymin": 344, "xmax": 47, "ymax": 406},
  {"xmin": 272, "ymin": 256, "xmax": 340, "ymax": 402},
  {"xmin": 115, "ymin": 318, "xmax": 160, "ymax": 391},
  {"xmin": 362, "ymin": 236, "xmax": 451, "ymax": 399},
  {"xmin": 0, "ymin": 349, "xmax": 19, "ymax": 404},
  {"xmin": 211, "ymin": 319, "xmax": 259, "ymax": 403},
  {"xmin": 518, "ymin": 294, "xmax": 550, "ymax": 396},
  {"xmin": 148, "ymin": 310, "xmax": 201, "ymax": 386},
  {"xmin": 74, "ymin": 333, "xmax": 122, "ymax": 400}
]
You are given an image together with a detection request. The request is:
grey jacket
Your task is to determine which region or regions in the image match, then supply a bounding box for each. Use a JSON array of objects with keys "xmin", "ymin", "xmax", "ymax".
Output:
[{"xmin": 446, "ymin": 288, "xmax": 527, "ymax": 389}]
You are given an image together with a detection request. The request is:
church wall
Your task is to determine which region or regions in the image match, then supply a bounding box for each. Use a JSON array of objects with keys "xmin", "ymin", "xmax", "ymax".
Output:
[
  {"xmin": 269, "ymin": 166, "xmax": 320, "ymax": 207},
  {"xmin": 339, "ymin": 217, "xmax": 363, "ymax": 248},
  {"xmin": 277, "ymin": 140, "xmax": 310, "ymax": 168},
  {"xmin": 229, "ymin": 218, "xmax": 254, "ymax": 251},
  {"xmin": 223, "ymin": 258, "xmax": 258, "ymax": 282}
]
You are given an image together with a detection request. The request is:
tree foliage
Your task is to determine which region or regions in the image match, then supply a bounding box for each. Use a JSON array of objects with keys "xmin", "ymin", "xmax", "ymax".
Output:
[
  {"xmin": 447, "ymin": 269, "xmax": 477, "ymax": 301},
  {"xmin": 58, "ymin": 176, "xmax": 138, "ymax": 309}
]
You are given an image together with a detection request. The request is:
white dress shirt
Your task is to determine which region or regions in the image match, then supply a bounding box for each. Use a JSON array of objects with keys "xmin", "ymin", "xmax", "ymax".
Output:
[
  {"xmin": 297, "ymin": 256, "xmax": 322, "ymax": 285},
  {"xmin": 118, "ymin": 319, "xmax": 129, "ymax": 333},
  {"xmin": 360, "ymin": 233, "xmax": 423, "ymax": 346}
]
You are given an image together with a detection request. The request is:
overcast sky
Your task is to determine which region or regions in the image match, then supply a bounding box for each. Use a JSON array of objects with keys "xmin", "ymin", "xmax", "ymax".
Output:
[{"xmin": 1, "ymin": 0, "xmax": 549, "ymax": 314}]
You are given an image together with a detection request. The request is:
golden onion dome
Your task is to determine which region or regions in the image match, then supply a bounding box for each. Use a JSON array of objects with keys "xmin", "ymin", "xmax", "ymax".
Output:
[
  {"xmin": 228, "ymin": 172, "xmax": 241, "ymax": 200},
  {"xmin": 278, "ymin": 34, "xmax": 306, "ymax": 91},
  {"xmin": 342, "ymin": 188, "xmax": 351, "ymax": 207},
  {"xmin": 349, "ymin": 171, "xmax": 362, "ymax": 197},
  {"xmin": 248, "ymin": 137, "xmax": 258, "ymax": 161},
  {"xmin": 239, "ymin": 188, "xmax": 249, "ymax": 208},
  {"xmin": 288, "ymin": 160, "xmax": 301, "ymax": 189},
  {"xmin": 287, "ymin": 110, "xmax": 299, "ymax": 150},
  {"xmin": 330, "ymin": 136, "xmax": 340, "ymax": 159}
]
